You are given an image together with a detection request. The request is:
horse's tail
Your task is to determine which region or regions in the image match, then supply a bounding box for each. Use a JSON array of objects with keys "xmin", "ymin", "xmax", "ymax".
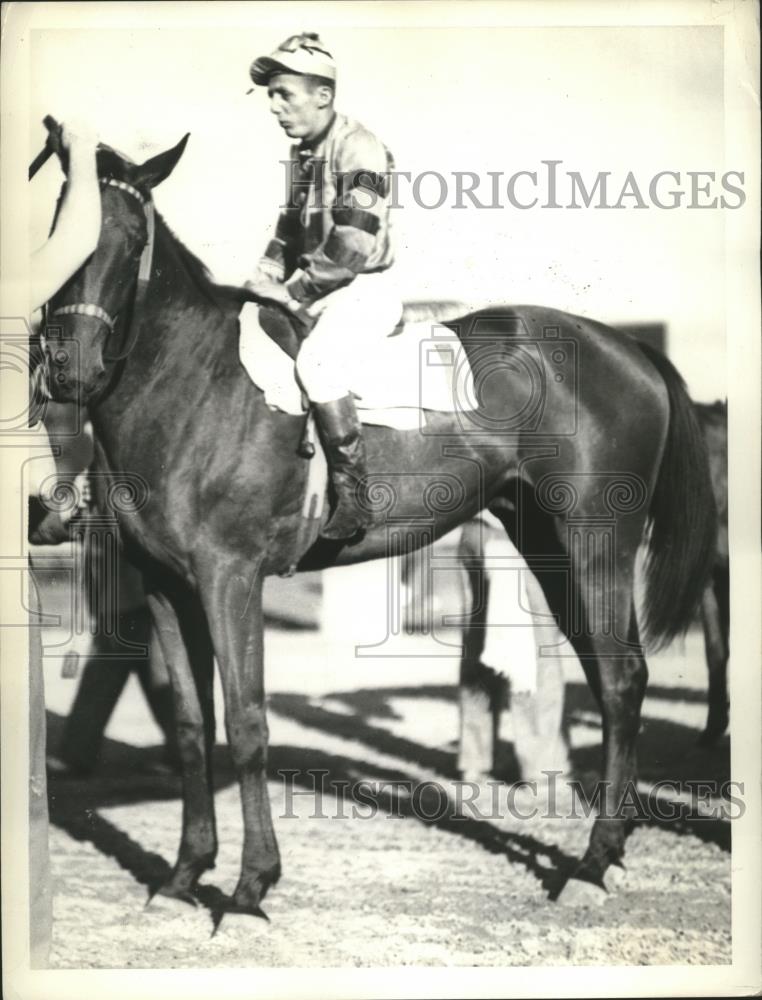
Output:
[{"xmin": 637, "ymin": 342, "xmax": 718, "ymax": 650}]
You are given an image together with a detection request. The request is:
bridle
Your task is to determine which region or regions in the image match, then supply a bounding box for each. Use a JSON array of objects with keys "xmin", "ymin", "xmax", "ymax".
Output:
[{"xmin": 50, "ymin": 177, "xmax": 155, "ymax": 363}]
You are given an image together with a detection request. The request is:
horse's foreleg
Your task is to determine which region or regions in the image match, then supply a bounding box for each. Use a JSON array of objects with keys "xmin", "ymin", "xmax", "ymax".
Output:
[
  {"xmin": 199, "ymin": 557, "xmax": 280, "ymax": 913},
  {"xmin": 146, "ymin": 589, "xmax": 217, "ymax": 902}
]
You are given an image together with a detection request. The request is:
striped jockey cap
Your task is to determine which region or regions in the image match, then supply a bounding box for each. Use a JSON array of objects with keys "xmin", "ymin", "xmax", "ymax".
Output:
[{"xmin": 249, "ymin": 33, "xmax": 336, "ymax": 86}]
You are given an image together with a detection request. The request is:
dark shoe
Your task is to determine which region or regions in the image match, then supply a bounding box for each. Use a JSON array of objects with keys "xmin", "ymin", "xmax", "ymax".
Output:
[
  {"xmin": 313, "ymin": 396, "xmax": 373, "ymax": 540},
  {"xmin": 46, "ymin": 755, "xmax": 93, "ymax": 779},
  {"xmin": 141, "ymin": 750, "xmax": 182, "ymax": 778}
]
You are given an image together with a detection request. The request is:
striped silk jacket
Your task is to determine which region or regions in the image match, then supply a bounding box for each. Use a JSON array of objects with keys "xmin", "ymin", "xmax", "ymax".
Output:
[{"xmin": 257, "ymin": 112, "xmax": 395, "ymax": 303}]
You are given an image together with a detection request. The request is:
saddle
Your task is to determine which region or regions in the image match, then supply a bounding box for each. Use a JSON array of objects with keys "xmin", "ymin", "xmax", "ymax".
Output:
[
  {"xmin": 257, "ymin": 299, "xmax": 474, "ymax": 361},
  {"xmin": 239, "ymin": 298, "xmax": 479, "ymax": 430}
]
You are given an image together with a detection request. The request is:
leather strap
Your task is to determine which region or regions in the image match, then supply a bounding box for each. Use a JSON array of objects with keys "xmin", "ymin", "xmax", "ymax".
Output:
[{"xmin": 51, "ymin": 177, "xmax": 155, "ymax": 362}]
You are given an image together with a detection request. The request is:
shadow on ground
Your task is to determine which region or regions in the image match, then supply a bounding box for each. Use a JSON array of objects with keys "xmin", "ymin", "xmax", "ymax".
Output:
[{"xmin": 46, "ymin": 675, "xmax": 730, "ymax": 918}]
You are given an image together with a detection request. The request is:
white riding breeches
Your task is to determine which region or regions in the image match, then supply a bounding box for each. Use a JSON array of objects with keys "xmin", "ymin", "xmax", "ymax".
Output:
[{"xmin": 295, "ymin": 270, "xmax": 402, "ymax": 403}]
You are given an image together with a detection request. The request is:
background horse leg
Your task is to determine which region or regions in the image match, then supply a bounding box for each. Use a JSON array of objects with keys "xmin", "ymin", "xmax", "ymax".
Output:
[
  {"xmin": 146, "ymin": 587, "xmax": 217, "ymax": 903},
  {"xmin": 699, "ymin": 567, "xmax": 730, "ymax": 745},
  {"xmin": 198, "ymin": 556, "xmax": 280, "ymax": 914},
  {"xmin": 457, "ymin": 519, "xmax": 503, "ymax": 780}
]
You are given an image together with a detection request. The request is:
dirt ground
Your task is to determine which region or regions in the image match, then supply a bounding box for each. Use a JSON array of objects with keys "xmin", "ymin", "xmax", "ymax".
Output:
[{"xmin": 38, "ymin": 567, "xmax": 731, "ymax": 969}]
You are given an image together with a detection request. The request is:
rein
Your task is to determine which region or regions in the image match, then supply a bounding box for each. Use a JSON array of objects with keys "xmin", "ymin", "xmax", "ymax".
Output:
[{"xmin": 51, "ymin": 177, "xmax": 155, "ymax": 363}]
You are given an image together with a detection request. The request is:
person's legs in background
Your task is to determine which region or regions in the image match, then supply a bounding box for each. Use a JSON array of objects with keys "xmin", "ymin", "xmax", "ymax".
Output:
[
  {"xmin": 50, "ymin": 543, "xmax": 180, "ymax": 775},
  {"xmin": 50, "ymin": 607, "xmax": 148, "ymax": 775},
  {"xmin": 50, "ymin": 606, "xmax": 180, "ymax": 776}
]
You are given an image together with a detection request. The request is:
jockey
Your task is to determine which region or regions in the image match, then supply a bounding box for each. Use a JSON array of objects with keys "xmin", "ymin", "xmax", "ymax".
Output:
[{"xmin": 246, "ymin": 32, "xmax": 401, "ymax": 540}]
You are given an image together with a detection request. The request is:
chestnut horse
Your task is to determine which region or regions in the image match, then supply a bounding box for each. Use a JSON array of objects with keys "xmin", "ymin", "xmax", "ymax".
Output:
[{"xmin": 41, "ymin": 126, "xmax": 716, "ymax": 912}]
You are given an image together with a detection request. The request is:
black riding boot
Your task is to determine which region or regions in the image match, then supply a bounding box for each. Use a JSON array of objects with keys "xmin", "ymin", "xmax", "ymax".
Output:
[{"xmin": 314, "ymin": 395, "xmax": 373, "ymax": 540}]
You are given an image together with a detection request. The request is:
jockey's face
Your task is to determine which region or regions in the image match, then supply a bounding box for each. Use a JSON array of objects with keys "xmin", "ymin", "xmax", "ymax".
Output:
[{"xmin": 267, "ymin": 73, "xmax": 332, "ymax": 142}]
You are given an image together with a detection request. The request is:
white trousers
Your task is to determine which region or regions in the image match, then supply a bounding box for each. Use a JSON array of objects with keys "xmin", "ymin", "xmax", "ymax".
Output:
[{"xmin": 295, "ymin": 270, "xmax": 402, "ymax": 403}]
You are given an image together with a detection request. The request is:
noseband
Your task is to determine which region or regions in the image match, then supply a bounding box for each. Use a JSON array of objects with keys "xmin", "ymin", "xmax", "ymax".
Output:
[{"xmin": 50, "ymin": 177, "xmax": 155, "ymax": 362}]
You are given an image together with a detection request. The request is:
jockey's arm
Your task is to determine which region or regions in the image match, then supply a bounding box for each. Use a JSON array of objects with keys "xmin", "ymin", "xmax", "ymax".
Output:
[
  {"xmin": 30, "ymin": 123, "xmax": 101, "ymax": 311},
  {"xmin": 250, "ymin": 210, "xmax": 297, "ymax": 285},
  {"xmin": 285, "ymin": 129, "xmax": 391, "ymax": 305}
]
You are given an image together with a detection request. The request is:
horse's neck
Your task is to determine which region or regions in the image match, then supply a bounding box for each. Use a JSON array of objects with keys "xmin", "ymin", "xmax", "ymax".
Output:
[
  {"xmin": 142, "ymin": 218, "xmax": 231, "ymax": 361},
  {"xmin": 91, "ymin": 218, "xmax": 239, "ymax": 462}
]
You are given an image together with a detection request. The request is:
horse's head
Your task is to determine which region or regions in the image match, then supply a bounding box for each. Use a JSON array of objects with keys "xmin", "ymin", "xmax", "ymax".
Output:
[{"xmin": 44, "ymin": 130, "xmax": 189, "ymax": 403}]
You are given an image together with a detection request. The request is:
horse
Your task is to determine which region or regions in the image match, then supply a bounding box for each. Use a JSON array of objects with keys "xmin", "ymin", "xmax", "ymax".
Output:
[{"xmin": 40, "ymin": 124, "xmax": 716, "ymax": 913}]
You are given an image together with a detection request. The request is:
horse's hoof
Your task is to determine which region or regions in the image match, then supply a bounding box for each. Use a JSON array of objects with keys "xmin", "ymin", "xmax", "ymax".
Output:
[
  {"xmin": 214, "ymin": 906, "xmax": 269, "ymax": 932},
  {"xmin": 146, "ymin": 887, "xmax": 198, "ymax": 914},
  {"xmin": 557, "ymin": 876, "xmax": 609, "ymax": 907},
  {"xmin": 602, "ymin": 862, "xmax": 627, "ymax": 893},
  {"xmin": 228, "ymin": 864, "xmax": 281, "ymax": 915},
  {"xmin": 211, "ymin": 909, "xmax": 270, "ymax": 939},
  {"xmin": 210, "ymin": 889, "xmax": 271, "ymax": 933}
]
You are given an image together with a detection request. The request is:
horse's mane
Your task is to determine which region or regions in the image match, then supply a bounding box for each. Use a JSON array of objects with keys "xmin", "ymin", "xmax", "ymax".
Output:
[
  {"xmin": 156, "ymin": 212, "xmax": 219, "ymax": 305},
  {"xmin": 155, "ymin": 211, "xmax": 238, "ymax": 309}
]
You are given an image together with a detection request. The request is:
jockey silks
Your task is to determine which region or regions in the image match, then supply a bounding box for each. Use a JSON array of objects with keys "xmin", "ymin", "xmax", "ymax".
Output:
[{"xmin": 256, "ymin": 113, "xmax": 396, "ymax": 304}]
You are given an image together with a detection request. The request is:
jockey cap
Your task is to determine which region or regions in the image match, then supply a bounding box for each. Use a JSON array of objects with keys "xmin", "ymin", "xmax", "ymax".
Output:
[{"xmin": 250, "ymin": 33, "xmax": 336, "ymax": 86}]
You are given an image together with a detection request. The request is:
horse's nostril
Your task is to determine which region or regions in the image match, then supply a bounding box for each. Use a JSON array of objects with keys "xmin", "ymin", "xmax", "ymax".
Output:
[{"xmin": 54, "ymin": 350, "xmax": 68, "ymax": 365}]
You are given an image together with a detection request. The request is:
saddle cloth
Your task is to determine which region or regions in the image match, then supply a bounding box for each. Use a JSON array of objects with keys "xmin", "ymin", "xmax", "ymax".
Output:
[{"xmin": 238, "ymin": 302, "xmax": 478, "ymax": 429}]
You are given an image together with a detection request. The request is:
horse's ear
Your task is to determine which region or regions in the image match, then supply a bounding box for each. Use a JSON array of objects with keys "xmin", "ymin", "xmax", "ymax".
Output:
[{"xmin": 135, "ymin": 133, "xmax": 190, "ymax": 190}]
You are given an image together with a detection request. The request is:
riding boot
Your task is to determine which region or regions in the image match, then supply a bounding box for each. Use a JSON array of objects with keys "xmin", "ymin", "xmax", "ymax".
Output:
[{"xmin": 313, "ymin": 395, "xmax": 373, "ymax": 540}]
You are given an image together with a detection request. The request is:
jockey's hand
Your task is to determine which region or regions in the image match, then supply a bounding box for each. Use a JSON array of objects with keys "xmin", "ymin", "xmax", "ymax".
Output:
[
  {"xmin": 73, "ymin": 471, "xmax": 92, "ymax": 510},
  {"xmin": 244, "ymin": 278, "xmax": 295, "ymax": 310},
  {"xmin": 60, "ymin": 471, "xmax": 92, "ymax": 526}
]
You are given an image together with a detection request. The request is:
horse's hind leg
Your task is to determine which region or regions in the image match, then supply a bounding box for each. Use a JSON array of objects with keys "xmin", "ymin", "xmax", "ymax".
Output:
[
  {"xmin": 559, "ymin": 534, "xmax": 648, "ymax": 901},
  {"xmin": 198, "ymin": 555, "xmax": 280, "ymax": 914},
  {"xmin": 146, "ymin": 587, "xmax": 217, "ymax": 902}
]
